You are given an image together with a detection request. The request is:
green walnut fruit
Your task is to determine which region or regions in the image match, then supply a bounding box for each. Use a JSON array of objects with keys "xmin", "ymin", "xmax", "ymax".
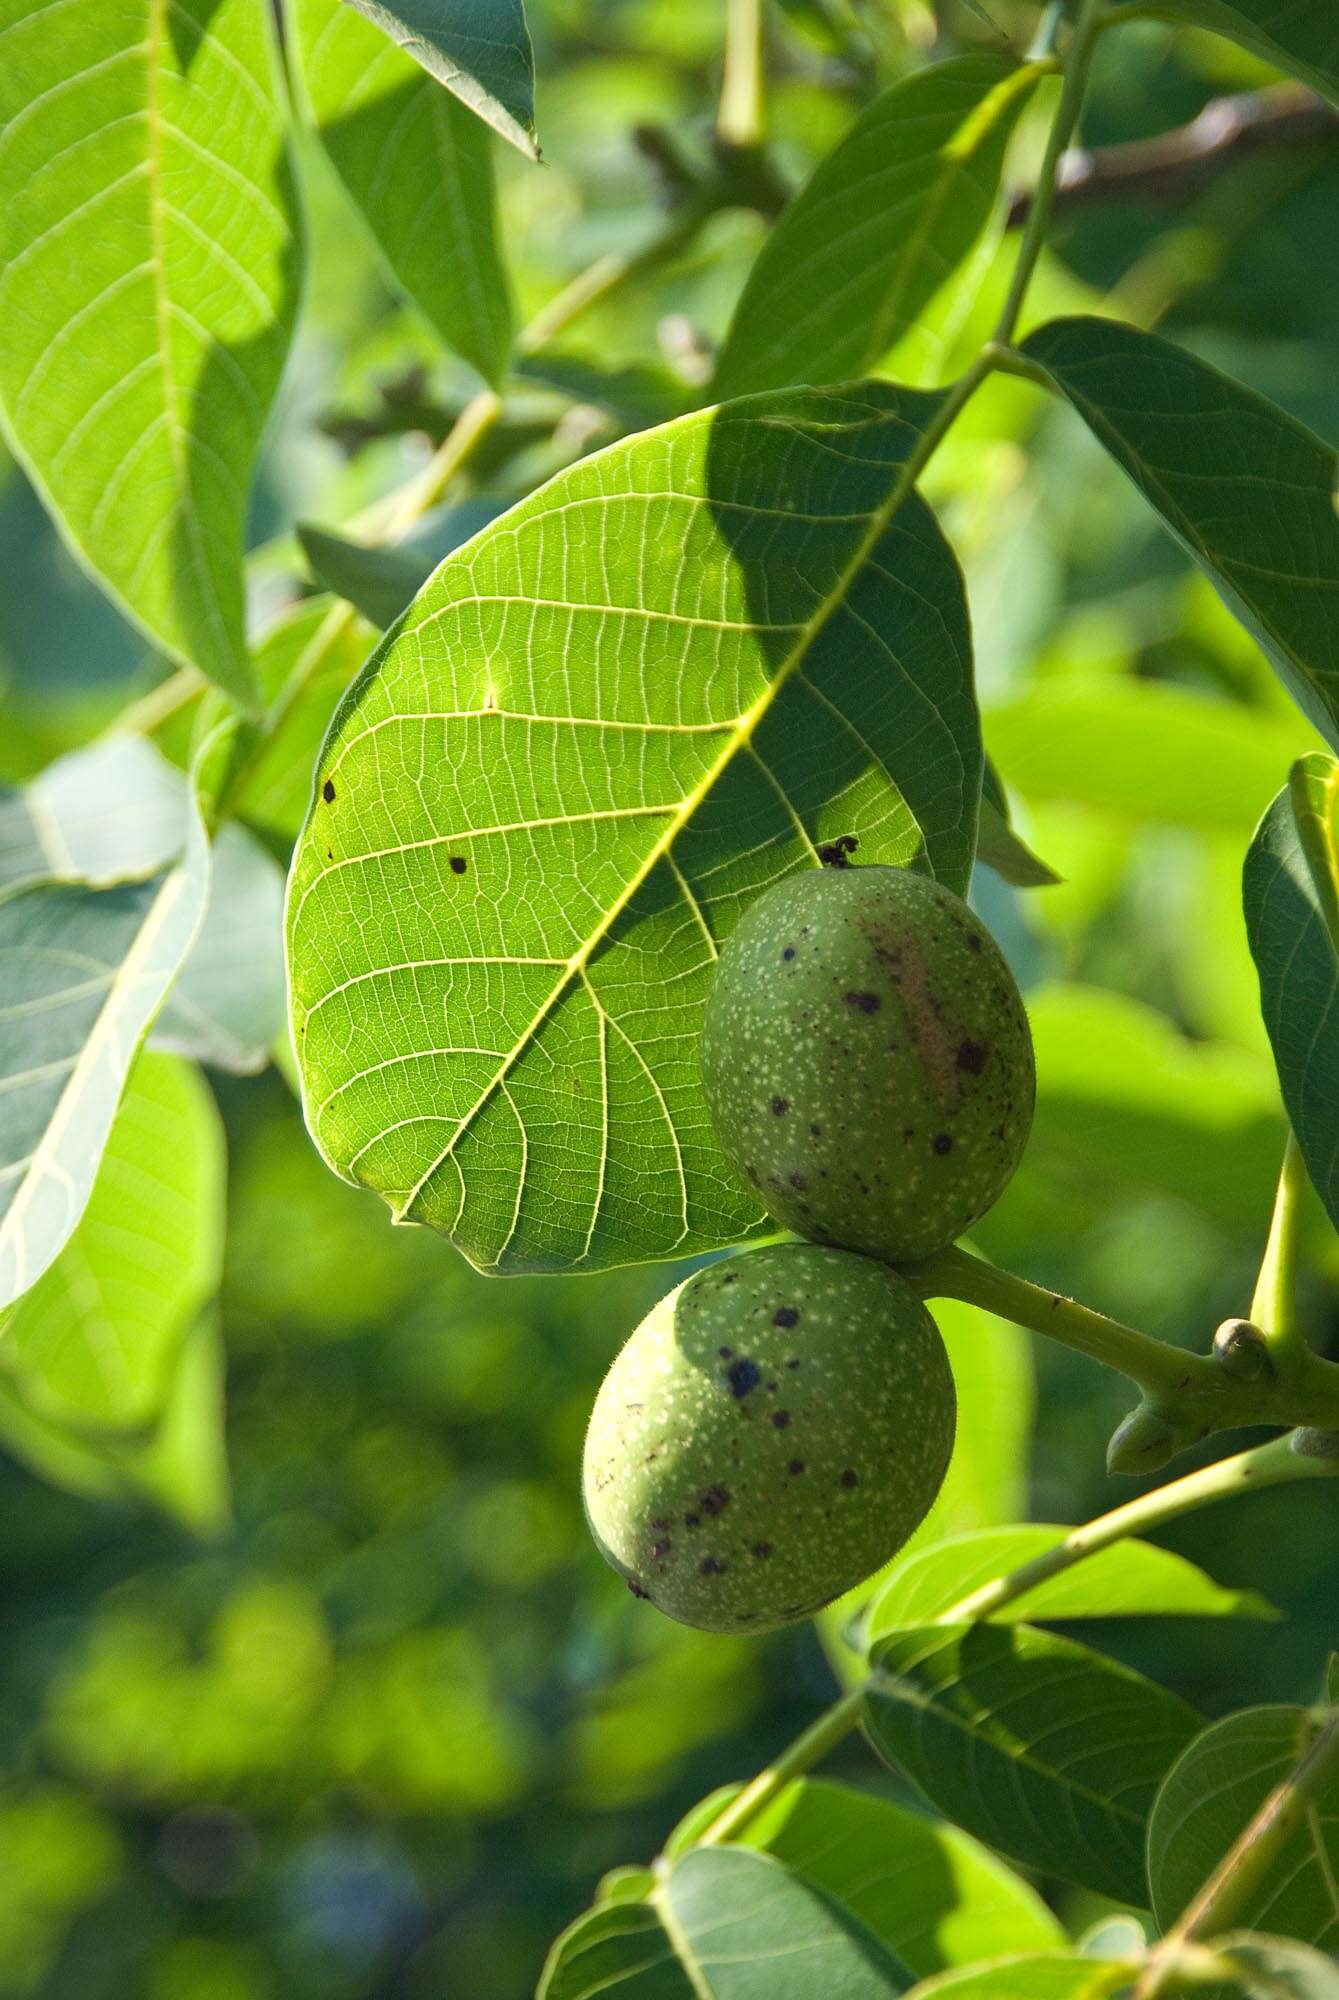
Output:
[
  {"xmin": 701, "ymin": 864, "xmax": 1034, "ymax": 1263},
  {"xmin": 582, "ymin": 1241, "xmax": 955, "ymax": 1633}
]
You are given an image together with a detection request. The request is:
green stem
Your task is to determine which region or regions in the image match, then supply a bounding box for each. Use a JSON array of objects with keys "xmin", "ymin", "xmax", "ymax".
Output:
[
  {"xmin": 946, "ymin": 1432, "xmax": 1333, "ymax": 1622},
  {"xmin": 1250, "ymin": 1131, "xmax": 1311, "ymax": 1375},
  {"xmin": 717, "ymin": 0, "xmax": 766, "ymax": 152},
  {"xmin": 1137, "ymin": 1707, "xmax": 1339, "ymax": 1997},
  {"xmin": 910, "ymin": 1244, "xmax": 1339, "ymax": 1443},
  {"xmin": 516, "ymin": 209, "xmax": 704, "ymax": 358},
  {"xmin": 993, "ymin": 0, "xmax": 1105, "ymax": 344},
  {"xmin": 687, "ymin": 1435, "xmax": 1335, "ymax": 1854},
  {"xmin": 692, "ymin": 1689, "xmax": 865, "ymax": 1848}
]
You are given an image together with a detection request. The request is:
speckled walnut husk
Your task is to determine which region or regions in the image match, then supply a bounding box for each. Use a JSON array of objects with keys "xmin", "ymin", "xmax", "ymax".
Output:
[
  {"xmin": 700, "ymin": 865, "xmax": 1035, "ymax": 1263},
  {"xmin": 582, "ymin": 1241, "xmax": 956, "ymax": 1633}
]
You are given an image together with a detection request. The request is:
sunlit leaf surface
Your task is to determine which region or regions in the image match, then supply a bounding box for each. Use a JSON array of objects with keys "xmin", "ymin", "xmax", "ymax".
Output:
[
  {"xmin": 287, "ymin": 384, "xmax": 982, "ymax": 1274},
  {"xmin": 0, "ymin": 0, "xmax": 303, "ymax": 702}
]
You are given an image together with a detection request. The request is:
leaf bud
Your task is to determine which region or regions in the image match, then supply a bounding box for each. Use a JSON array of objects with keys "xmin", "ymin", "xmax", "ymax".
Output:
[{"xmin": 1212, "ymin": 1317, "xmax": 1274, "ymax": 1382}]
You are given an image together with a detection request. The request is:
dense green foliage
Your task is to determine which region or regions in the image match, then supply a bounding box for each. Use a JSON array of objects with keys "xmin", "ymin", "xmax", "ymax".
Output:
[{"xmin": 4, "ymin": 1, "xmax": 1339, "ymax": 1996}]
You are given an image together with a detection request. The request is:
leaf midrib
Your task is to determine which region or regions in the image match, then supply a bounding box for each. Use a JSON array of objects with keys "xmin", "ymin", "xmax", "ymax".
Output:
[{"xmin": 388, "ymin": 396, "xmax": 945, "ymax": 1226}]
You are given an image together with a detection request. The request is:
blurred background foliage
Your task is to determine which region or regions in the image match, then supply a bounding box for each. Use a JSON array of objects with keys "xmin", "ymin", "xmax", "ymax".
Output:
[{"xmin": 3, "ymin": 0, "xmax": 1339, "ymax": 1994}]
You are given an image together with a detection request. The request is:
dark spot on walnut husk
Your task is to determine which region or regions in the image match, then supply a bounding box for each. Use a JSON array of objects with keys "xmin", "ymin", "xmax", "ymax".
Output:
[
  {"xmin": 700, "ymin": 1484, "xmax": 730, "ymax": 1515},
  {"xmin": 956, "ymin": 1039, "xmax": 987, "ymax": 1074},
  {"xmin": 809, "ymin": 1122, "xmax": 822, "ymax": 1137},
  {"xmin": 933, "ymin": 1132, "xmax": 954, "ymax": 1155},
  {"xmin": 726, "ymin": 1358, "xmax": 761, "ymax": 1399},
  {"xmin": 718, "ymin": 1346, "xmax": 733, "ymax": 1358},
  {"xmin": 782, "ymin": 946, "xmax": 796, "ymax": 962},
  {"xmin": 788, "ymin": 1459, "xmax": 806, "ymax": 1476},
  {"xmin": 967, "ymin": 932, "xmax": 983, "ymax": 952},
  {"xmin": 650, "ymin": 1537, "xmax": 671, "ymax": 1559},
  {"xmin": 722, "ymin": 1273, "xmax": 737, "ymax": 1285},
  {"xmin": 772, "ymin": 1410, "xmax": 791, "ymax": 1430},
  {"xmin": 771, "ymin": 1096, "xmax": 789, "ymax": 1116},
  {"xmin": 752, "ymin": 1542, "xmax": 773, "ymax": 1560},
  {"xmin": 818, "ymin": 834, "xmax": 859, "ymax": 868},
  {"xmin": 773, "ymin": 1307, "xmax": 799, "ymax": 1329},
  {"xmin": 844, "ymin": 990, "xmax": 881, "ymax": 1014},
  {"xmin": 786, "ymin": 1358, "xmax": 800, "ymax": 1370},
  {"xmin": 626, "ymin": 1576, "xmax": 650, "ymax": 1600},
  {"xmin": 698, "ymin": 1557, "xmax": 726, "ymax": 1576},
  {"xmin": 787, "ymin": 1171, "xmax": 807, "ymax": 1192},
  {"xmin": 685, "ymin": 1512, "xmax": 700, "ymax": 1528},
  {"xmin": 322, "ymin": 779, "xmax": 335, "ymax": 803},
  {"xmin": 840, "ymin": 1469, "xmax": 859, "ymax": 1489},
  {"xmin": 449, "ymin": 855, "xmax": 468, "ymax": 875}
]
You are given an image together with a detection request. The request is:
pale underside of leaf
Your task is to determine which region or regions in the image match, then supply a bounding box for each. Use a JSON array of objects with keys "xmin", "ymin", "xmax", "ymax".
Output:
[
  {"xmin": 338, "ymin": 0, "xmax": 538, "ymax": 157},
  {"xmin": 0, "ymin": 785, "xmax": 210, "ymax": 1310},
  {"xmin": 0, "ymin": 1052, "xmax": 224, "ymax": 1433},
  {"xmin": 0, "ymin": 0, "xmax": 302, "ymax": 701},
  {"xmin": 287, "ymin": 383, "xmax": 982, "ymax": 1275}
]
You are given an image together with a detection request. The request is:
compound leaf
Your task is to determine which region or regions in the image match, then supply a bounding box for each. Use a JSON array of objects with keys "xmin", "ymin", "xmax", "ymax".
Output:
[
  {"xmin": 714, "ymin": 57, "xmax": 1042, "ymax": 402},
  {"xmin": 287, "ymin": 383, "xmax": 982, "ymax": 1275},
  {"xmin": 0, "ymin": 0, "xmax": 303, "ymax": 704},
  {"xmin": 293, "ymin": 0, "xmax": 513, "ymax": 382}
]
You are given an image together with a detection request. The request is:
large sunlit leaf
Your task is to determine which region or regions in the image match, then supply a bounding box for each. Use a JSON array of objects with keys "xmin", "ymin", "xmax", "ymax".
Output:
[
  {"xmin": 864, "ymin": 1525, "xmax": 1277, "ymax": 1641},
  {"xmin": 0, "ymin": 767, "xmax": 211, "ymax": 1311},
  {"xmin": 0, "ymin": 1308, "xmax": 230, "ymax": 1532},
  {"xmin": 713, "ymin": 58, "xmax": 1042, "ymax": 402},
  {"xmin": 1148, "ymin": 1707, "xmax": 1339, "ymax": 1952},
  {"xmin": 0, "ymin": 0, "xmax": 303, "ymax": 705},
  {"xmin": 293, "ymin": 0, "xmax": 513, "ymax": 383},
  {"xmin": 0, "ymin": 1054, "xmax": 224, "ymax": 1433},
  {"xmin": 1243, "ymin": 755, "xmax": 1339, "ymax": 1235},
  {"xmin": 0, "ymin": 736, "xmax": 285, "ymax": 1074},
  {"xmin": 287, "ymin": 383, "xmax": 982, "ymax": 1274},
  {"xmin": 864, "ymin": 1621, "xmax": 1202, "ymax": 1905},
  {"xmin": 1114, "ymin": 1, "xmax": 1339, "ymax": 102},
  {"xmin": 540, "ymin": 1844, "xmax": 912, "ymax": 1998},
  {"xmin": 665, "ymin": 1780, "xmax": 1065, "ymax": 1977},
  {"xmin": 1019, "ymin": 319, "xmax": 1339, "ymax": 752},
  {"xmin": 337, "ymin": 0, "xmax": 538, "ymax": 157}
]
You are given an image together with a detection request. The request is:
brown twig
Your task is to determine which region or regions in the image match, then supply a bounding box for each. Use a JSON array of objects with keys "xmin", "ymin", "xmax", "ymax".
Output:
[{"xmin": 1007, "ymin": 86, "xmax": 1339, "ymax": 227}]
